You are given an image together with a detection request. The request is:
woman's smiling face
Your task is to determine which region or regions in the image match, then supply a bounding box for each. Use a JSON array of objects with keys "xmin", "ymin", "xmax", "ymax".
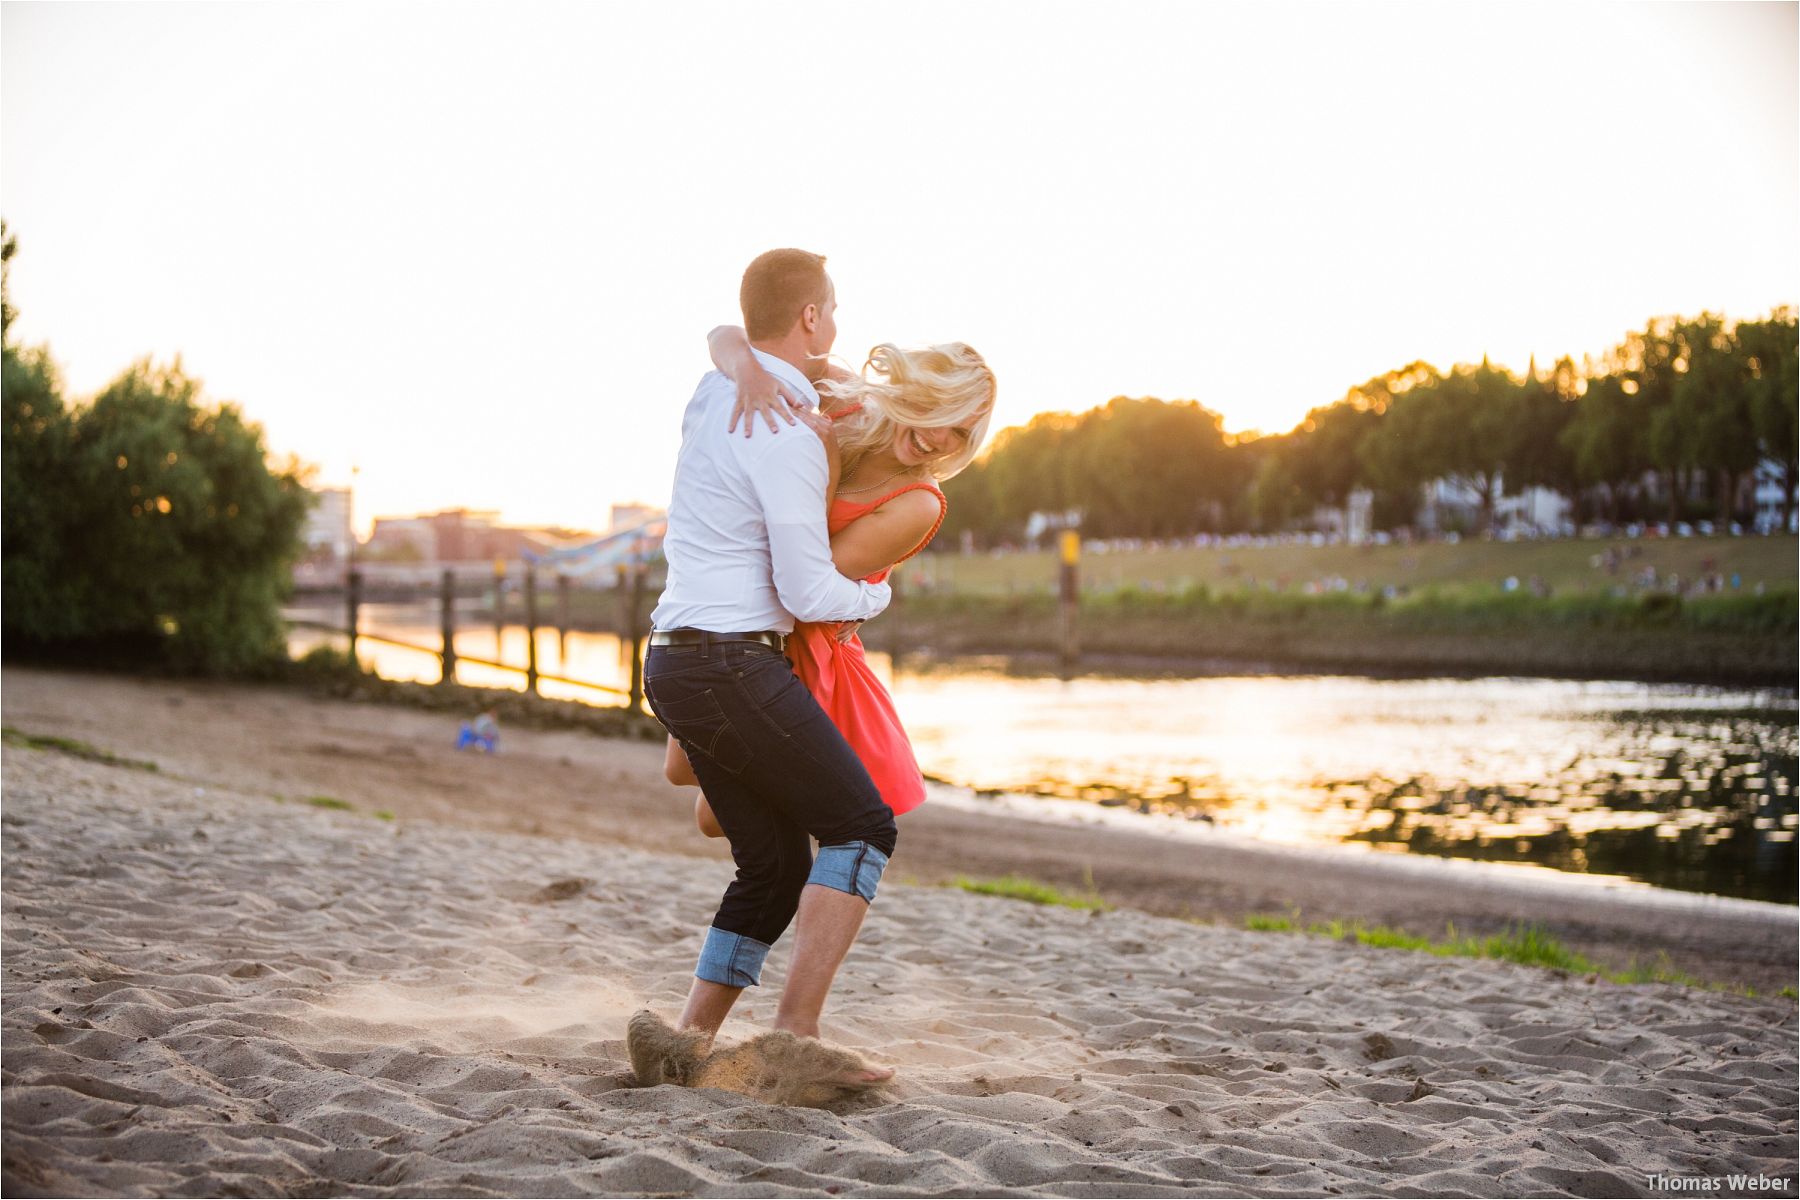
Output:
[{"xmin": 891, "ymin": 422, "xmax": 972, "ymax": 468}]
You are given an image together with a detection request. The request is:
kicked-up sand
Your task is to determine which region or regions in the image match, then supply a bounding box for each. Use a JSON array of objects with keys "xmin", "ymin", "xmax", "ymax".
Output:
[{"xmin": 4, "ymin": 716, "xmax": 1796, "ymax": 1197}]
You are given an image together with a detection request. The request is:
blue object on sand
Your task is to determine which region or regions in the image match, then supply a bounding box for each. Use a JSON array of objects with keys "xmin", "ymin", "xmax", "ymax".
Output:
[{"xmin": 456, "ymin": 714, "xmax": 499, "ymax": 753}]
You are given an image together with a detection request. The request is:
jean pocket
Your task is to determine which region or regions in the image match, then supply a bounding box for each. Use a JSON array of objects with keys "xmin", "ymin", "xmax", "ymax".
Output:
[{"xmin": 652, "ymin": 688, "xmax": 751, "ymax": 774}]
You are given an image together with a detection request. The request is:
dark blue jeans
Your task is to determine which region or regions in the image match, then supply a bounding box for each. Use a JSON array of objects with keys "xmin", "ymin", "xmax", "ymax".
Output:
[{"xmin": 644, "ymin": 637, "xmax": 897, "ymax": 987}]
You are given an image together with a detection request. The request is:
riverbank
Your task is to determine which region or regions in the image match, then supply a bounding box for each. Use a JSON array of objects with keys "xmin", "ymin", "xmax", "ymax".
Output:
[
  {"xmin": 5, "ymin": 667, "xmax": 1794, "ymax": 992},
  {"xmin": 868, "ymin": 589, "xmax": 1799, "ymax": 687},
  {"xmin": 4, "ymin": 668, "xmax": 1796, "ymax": 1197},
  {"xmin": 520, "ymin": 584, "xmax": 1796, "ymax": 687}
]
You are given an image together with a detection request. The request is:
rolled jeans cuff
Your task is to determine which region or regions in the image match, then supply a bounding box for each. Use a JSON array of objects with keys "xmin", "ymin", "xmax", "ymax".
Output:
[
  {"xmin": 695, "ymin": 926, "xmax": 772, "ymax": 988},
  {"xmin": 808, "ymin": 841, "xmax": 889, "ymax": 903}
]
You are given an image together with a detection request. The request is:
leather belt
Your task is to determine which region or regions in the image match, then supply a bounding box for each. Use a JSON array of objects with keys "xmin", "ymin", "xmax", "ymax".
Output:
[{"xmin": 649, "ymin": 628, "xmax": 786, "ymax": 652}]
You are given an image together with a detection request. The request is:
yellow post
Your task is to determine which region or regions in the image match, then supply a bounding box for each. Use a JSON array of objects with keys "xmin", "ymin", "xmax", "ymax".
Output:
[
  {"xmin": 492, "ymin": 557, "xmax": 507, "ymax": 655},
  {"xmin": 1058, "ymin": 530, "xmax": 1080, "ymax": 674}
]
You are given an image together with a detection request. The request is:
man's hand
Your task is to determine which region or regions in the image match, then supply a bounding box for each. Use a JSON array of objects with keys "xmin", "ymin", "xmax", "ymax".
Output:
[
  {"xmin": 728, "ymin": 363, "xmax": 808, "ymax": 437},
  {"xmin": 832, "ymin": 620, "xmax": 864, "ymax": 644}
]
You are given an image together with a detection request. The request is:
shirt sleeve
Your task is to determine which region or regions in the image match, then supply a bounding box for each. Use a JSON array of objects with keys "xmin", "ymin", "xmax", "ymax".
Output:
[{"xmin": 744, "ymin": 430, "xmax": 892, "ymax": 624}]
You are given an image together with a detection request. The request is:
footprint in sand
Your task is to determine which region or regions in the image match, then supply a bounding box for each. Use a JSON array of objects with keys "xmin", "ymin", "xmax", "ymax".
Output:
[{"xmin": 626, "ymin": 1009, "xmax": 893, "ymax": 1109}]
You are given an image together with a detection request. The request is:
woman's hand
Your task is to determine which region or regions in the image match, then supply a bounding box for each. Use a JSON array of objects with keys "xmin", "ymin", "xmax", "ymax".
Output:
[
  {"xmin": 728, "ymin": 363, "xmax": 809, "ymax": 437},
  {"xmin": 711, "ymin": 324, "xmax": 808, "ymax": 437}
]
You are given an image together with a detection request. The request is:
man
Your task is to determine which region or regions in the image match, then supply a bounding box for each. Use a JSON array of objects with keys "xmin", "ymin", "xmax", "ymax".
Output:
[{"xmin": 632, "ymin": 248, "xmax": 896, "ymax": 1085}]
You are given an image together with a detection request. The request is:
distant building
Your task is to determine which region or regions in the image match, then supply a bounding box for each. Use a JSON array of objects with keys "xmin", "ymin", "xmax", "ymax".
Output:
[
  {"xmin": 1414, "ymin": 474, "xmax": 1571, "ymax": 538},
  {"xmin": 303, "ymin": 487, "xmax": 353, "ymax": 564},
  {"xmin": 361, "ymin": 508, "xmax": 597, "ymax": 564},
  {"xmin": 363, "ymin": 515, "xmax": 436, "ymax": 562},
  {"xmin": 1752, "ymin": 457, "xmax": 1797, "ymax": 534},
  {"xmin": 609, "ymin": 503, "xmax": 658, "ymax": 533}
]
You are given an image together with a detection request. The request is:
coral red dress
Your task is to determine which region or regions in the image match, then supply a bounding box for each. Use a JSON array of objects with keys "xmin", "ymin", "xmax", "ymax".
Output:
[{"xmin": 784, "ymin": 481, "xmax": 946, "ymax": 816}]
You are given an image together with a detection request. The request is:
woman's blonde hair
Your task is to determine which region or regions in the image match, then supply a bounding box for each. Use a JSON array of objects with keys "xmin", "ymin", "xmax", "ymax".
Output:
[{"xmin": 819, "ymin": 343, "xmax": 996, "ymax": 483}]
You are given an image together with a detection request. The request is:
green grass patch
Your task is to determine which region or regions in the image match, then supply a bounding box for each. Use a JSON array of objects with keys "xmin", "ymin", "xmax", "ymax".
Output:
[
  {"xmin": 955, "ymin": 873, "xmax": 1109, "ymax": 911},
  {"xmin": 917, "ymin": 534, "xmax": 1798, "ymax": 603},
  {"xmin": 1243, "ymin": 913, "xmax": 1775, "ymax": 996},
  {"xmin": 1245, "ymin": 913, "xmax": 1296, "ymax": 931},
  {"xmin": 372, "ymin": 809, "xmax": 396, "ymax": 821},
  {"xmin": 305, "ymin": 795, "xmax": 354, "ymax": 811},
  {"xmin": 2, "ymin": 726, "xmax": 159, "ymax": 772}
]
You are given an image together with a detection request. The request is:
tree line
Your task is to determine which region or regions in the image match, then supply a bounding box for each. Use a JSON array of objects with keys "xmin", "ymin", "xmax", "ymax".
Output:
[
  {"xmin": 1, "ymin": 224, "xmax": 309, "ymax": 671},
  {"xmin": 939, "ymin": 311, "xmax": 1797, "ymax": 547}
]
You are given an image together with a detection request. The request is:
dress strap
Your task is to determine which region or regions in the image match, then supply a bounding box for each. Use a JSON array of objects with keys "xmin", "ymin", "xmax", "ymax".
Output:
[{"xmin": 869, "ymin": 481, "xmax": 948, "ymax": 565}]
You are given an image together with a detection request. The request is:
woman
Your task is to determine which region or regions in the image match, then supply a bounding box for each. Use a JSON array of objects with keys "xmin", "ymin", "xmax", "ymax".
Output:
[{"xmin": 664, "ymin": 326, "xmax": 995, "ymax": 836}]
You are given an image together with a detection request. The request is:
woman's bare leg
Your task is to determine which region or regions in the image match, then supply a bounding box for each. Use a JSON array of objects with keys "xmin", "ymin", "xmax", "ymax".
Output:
[
  {"xmin": 694, "ymin": 795, "xmax": 725, "ymax": 838},
  {"xmin": 666, "ymin": 738, "xmax": 725, "ymax": 837},
  {"xmin": 663, "ymin": 736, "xmax": 699, "ymax": 786}
]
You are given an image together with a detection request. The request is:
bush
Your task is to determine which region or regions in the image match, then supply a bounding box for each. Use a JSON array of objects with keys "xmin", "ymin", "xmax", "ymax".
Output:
[{"xmin": 1, "ymin": 353, "xmax": 310, "ymax": 673}]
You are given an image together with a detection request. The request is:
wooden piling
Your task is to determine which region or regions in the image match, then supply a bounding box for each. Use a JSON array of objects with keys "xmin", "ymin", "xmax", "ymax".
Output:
[
  {"xmin": 627, "ymin": 565, "xmax": 647, "ymax": 713},
  {"xmin": 556, "ymin": 573, "xmax": 571, "ymax": 663},
  {"xmin": 346, "ymin": 569, "xmax": 362, "ymax": 664},
  {"xmin": 492, "ymin": 557, "xmax": 506, "ymax": 654},
  {"xmin": 524, "ymin": 567, "xmax": 540, "ymax": 696},
  {"xmin": 439, "ymin": 568, "xmax": 457, "ymax": 685}
]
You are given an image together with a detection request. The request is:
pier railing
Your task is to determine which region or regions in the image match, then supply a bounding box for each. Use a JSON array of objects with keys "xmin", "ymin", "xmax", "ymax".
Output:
[{"xmin": 289, "ymin": 566, "xmax": 652, "ymax": 710}]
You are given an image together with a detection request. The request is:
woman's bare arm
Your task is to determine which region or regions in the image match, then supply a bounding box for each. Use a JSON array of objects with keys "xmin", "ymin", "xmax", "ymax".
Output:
[
  {"xmin": 708, "ymin": 325, "xmax": 807, "ymax": 436},
  {"xmin": 826, "ymin": 488, "xmax": 942, "ymax": 581},
  {"xmin": 817, "ymin": 360, "xmax": 860, "ymax": 417}
]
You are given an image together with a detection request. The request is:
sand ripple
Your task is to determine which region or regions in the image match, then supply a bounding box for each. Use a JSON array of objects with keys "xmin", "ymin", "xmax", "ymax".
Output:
[{"xmin": 4, "ymin": 749, "xmax": 1795, "ymax": 1197}]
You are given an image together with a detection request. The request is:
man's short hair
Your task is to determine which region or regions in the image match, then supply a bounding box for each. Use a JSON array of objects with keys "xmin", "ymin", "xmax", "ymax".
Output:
[{"xmin": 740, "ymin": 249, "xmax": 829, "ymax": 341}]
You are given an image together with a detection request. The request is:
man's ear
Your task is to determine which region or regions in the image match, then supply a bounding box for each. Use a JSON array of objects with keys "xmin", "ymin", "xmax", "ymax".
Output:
[{"xmin": 799, "ymin": 303, "xmax": 819, "ymax": 334}]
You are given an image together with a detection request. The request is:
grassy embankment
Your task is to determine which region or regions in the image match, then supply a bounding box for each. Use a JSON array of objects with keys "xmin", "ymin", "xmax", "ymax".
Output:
[
  {"xmin": 868, "ymin": 534, "xmax": 1796, "ymax": 684},
  {"xmin": 945, "ymin": 870, "xmax": 1795, "ymax": 997},
  {"xmin": 559, "ymin": 535, "xmax": 1796, "ymax": 683},
  {"xmin": 870, "ymin": 585, "xmax": 1796, "ymax": 685},
  {"xmin": 903, "ymin": 532, "xmax": 1797, "ymax": 597}
]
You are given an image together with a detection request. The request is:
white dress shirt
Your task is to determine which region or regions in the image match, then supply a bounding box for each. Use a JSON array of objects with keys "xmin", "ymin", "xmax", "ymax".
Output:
[{"xmin": 651, "ymin": 350, "xmax": 891, "ymax": 634}]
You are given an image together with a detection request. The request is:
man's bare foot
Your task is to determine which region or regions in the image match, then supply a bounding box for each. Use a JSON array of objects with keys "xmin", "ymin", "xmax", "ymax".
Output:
[{"xmin": 626, "ymin": 1009, "xmax": 711, "ymax": 1087}]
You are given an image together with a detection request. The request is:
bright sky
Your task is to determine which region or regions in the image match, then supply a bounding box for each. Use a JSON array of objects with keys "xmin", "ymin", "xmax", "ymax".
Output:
[{"xmin": 4, "ymin": 2, "xmax": 1795, "ymax": 534}]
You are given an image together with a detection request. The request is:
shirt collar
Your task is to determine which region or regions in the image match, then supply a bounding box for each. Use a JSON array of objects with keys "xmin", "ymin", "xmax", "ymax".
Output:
[{"xmin": 749, "ymin": 348, "xmax": 821, "ymax": 409}]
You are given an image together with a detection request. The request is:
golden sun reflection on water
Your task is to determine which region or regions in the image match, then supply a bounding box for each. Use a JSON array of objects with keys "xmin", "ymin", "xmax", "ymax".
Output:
[{"xmin": 288, "ymin": 609, "xmax": 1797, "ymax": 901}]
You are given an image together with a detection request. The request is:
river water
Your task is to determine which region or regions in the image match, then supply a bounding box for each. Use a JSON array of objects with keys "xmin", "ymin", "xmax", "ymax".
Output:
[{"xmin": 288, "ymin": 605, "xmax": 1798, "ymax": 905}]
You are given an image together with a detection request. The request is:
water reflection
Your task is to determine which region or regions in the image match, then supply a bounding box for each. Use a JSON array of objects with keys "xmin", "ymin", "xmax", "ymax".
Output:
[
  {"xmin": 887, "ymin": 669, "xmax": 1797, "ymax": 905},
  {"xmin": 286, "ymin": 606, "xmax": 1798, "ymax": 904},
  {"xmin": 1340, "ymin": 711, "xmax": 1797, "ymax": 903}
]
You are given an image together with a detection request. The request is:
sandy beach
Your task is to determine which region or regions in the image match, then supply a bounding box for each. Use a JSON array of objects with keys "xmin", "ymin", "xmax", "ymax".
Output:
[{"xmin": 4, "ymin": 668, "xmax": 1797, "ymax": 1197}]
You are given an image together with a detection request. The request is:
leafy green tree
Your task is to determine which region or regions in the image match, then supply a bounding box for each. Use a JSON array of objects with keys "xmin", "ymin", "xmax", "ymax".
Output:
[
  {"xmin": 50, "ymin": 360, "xmax": 313, "ymax": 671},
  {"xmin": 1510, "ymin": 356, "xmax": 1579, "ymax": 517},
  {"xmin": 971, "ymin": 411, "xmax": 1077, "ymax": 542},
  {"xmin": 1611, "ymin": 317, "xmax": 1694, "ymax": 521},
  {"xmin": 1560, "ymin": 373, "xmax": 1644, "ymax": 522},
  {"xmin": 1346, "ymin": 363, "xmax": 1443, "ymax": 531},
  {"xmin": 1, "ymin": 224, "xmax": 310, "ymax": 671},
  {"xmin": 2, "ymin": 342, "xmax": 75, "ymax": 636},
  {"xmin": 1069, "ymin": 397, "xmax": 1236, "ymax": 537},
  {"xmin": 1245, "ymin": 437, "xmax": 1304, "ymax": 531},
  {"xmin": 1424, "ymin": 359, "xmax": 1527, "ymax": 534},
  {"xmin": 936, "ymin": 456, "xmax": 993, "ymax": 548},
  {"xmin": 1670, "ymin": 315, "xmax": 1757, "ymax": 525},
  {"xmin": 1286, "ymin": 399, "xmax": 1381, "ymax": 512},
  {"xmin": 1739, "ymin": 309, "xmax": 1798, "ymax": 529},
  {"xmin": 3, "ymin": 224, "xmax": 79, "ymax": 637},
  {"xmin": 1, "ymin": 220, "xmax": 18, "ymax": 345}
]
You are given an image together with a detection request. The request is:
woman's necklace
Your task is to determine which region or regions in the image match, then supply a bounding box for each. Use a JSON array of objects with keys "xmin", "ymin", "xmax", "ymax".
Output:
[{"xmin": 838, "ymin": 463, "xmax": 914, "ymax": 495}]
